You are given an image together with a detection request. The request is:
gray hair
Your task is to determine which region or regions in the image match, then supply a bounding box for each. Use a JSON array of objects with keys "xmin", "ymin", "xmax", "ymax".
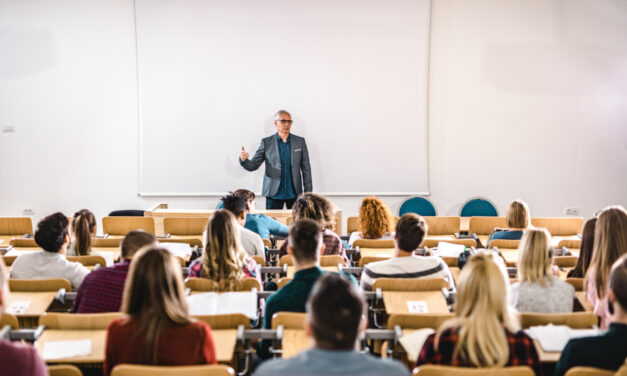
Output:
[{"xmin": 274, "ymin": 110, "xmax": 291, "ymax": 119}]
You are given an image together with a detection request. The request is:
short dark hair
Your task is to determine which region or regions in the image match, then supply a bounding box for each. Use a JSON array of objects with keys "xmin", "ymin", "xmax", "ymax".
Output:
[
  {"xmin": 307, "ymin": 273, "xmax": 365, "ymax": 349},
  {"xmin": 221, "ymin": 193, "xmax": 248, "ymax": 218},
  {"xmin": 288, "ymin": 219, "xmax": 321, "ymax": 263},
  {"xmin": 35, "ymin": 212, "xmax": 69, "ymax": 252},
  {"xmin": 121, "ymin": 230, "xmax": 156, "ymax": 259},
  {"xmin": 610, "ymin": 254, "xmax": 627, "ymax": 312},
  {"xmin": 395, "ymin": 213, "xmax": 428, "ymax": 252},
  {"xmin": 233, "ymin": 189, "xmax": 255, "ymax": 202}
]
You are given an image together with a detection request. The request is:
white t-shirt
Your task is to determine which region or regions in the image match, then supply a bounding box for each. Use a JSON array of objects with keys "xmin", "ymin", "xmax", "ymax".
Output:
[
  {"xmin": 359, "ymin": 255, "xmax": 454, "ymax": 292},
  {"xmin": 10, "ymin": 251, "xmax": 90, "ymax": 290}
]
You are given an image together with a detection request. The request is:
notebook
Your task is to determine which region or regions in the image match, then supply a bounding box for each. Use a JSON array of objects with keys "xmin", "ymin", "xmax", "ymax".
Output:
[
  {"xmin": 526, "ymin": 324, "xmax": 602, "ymax": 352},
  {"xmin": 187, "ymin": 291, "xmax": 257, "ymax": 319}
]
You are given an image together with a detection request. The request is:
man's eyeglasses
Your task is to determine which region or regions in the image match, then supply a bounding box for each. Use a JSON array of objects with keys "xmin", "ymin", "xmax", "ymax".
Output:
[{"xmin": 278, "ymin": 119, "xmax": 293, "ymax": 125}]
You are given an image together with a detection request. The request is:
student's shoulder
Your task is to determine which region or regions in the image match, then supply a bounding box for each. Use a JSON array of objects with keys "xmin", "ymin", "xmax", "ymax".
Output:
[
  {"xmin": 355, "ymin": 352, "xmax": 411, "ymax": 375},
  {"xmin": 0, "ymin": 339, "xmax": 47, "ymax": 376},
  {"xmin": 253, "ymin": 356, "xmax": 302, "ymax": 376}
]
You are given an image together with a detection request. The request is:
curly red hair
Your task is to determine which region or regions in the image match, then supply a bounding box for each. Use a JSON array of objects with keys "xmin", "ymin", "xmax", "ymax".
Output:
[{"xmin": 359, "ymin": 196, "xmax": 393, "ymax": 239}]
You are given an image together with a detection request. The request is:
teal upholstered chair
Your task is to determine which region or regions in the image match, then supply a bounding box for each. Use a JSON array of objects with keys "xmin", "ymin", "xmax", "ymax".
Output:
[
  {"xmin": 460, "ymin": 198, "xmax": 498, "ymax": 217},
  {"xmin": 399, "ymin": 197, "xmax": 437, "ymax": 216}
]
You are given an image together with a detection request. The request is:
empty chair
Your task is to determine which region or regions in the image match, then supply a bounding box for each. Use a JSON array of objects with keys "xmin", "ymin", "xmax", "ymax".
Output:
[
  {"xmin": 460, "ymin": 198, "xmax": 499, "ymax": 217},
  {"xmin": 9, "ymin": 278, "xmax": 72, "ymax": 292},
  {"xmin": 530, "ymin": 217, "xmax": 583, "ymax": 236},
  {"xmin": 399, "ymin": 197, "xmax": 436, "ymax": 216},
  {"xmin": 47, "ymin": 365, "xmax": 83, "ymax": 376},
  {"xmin": 518, "ymin": 312, "xmax": 597, "ymax": 329},
  {"xmin": 423, "ymin": 217, "xmax": 460, "ymax": 236},
  {"xmin": 102, "ymin": 216, "xmax": 155, "ymax": 236},
  {"xmin": 0, "ymin": 217, "xmax": 33, "ymax": 237},
  {"xmin": 110, "ymin": 364, "xmax": 234, "ymax": 376},
  {"xmin": 413, "ymin": 365, "xmax": 534, "ymax": 375},
  {"xmin": 185, "ymin": 277, "xmax": 261, "ymax": 292},
  {"xmin": 563, "ymin": 367, "xmax": 614, "ymax": 376},
  {"xmin": 163, "ymin": 217, "xmax": 208, "ymax": 236}
]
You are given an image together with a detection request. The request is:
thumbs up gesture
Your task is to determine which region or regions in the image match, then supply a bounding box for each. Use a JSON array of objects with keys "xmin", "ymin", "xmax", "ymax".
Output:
[{"xmin": 240, "ymin": 146, "xmax": 249, "ymax": 162}]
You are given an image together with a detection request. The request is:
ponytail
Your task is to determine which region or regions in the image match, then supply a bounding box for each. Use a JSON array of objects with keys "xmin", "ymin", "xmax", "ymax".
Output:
[{"xmin": 72, "ymin": 209, "xmax": 96, "ymax": 256}]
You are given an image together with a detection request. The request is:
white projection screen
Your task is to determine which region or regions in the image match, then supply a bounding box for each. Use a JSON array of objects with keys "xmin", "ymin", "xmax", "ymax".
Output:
[{"xmin": 136, "ymin": 0, "xmax": 431, "ymax": 196}]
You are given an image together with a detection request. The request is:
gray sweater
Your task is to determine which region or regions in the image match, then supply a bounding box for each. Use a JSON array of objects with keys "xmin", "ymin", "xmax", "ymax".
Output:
[{"xmin": 510, "ymin": 276, "xmax": 575, "ymax": 313}]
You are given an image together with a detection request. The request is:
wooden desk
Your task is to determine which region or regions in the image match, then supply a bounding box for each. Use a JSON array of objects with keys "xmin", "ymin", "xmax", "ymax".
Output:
[
  {"xmin": 36, "ymin": 329, "xmax": 106, "ymax": 363},
  {"xmin": 10, "ymin": 291, "xmax": 56, "ymax": 327},
  {"xmin": 35, "ymin": 328, "xmax": 237, "ymax": 364},
  {"xmin": 0, "ymin": 235, "xmax": 18, "ymax": 245},
  {"xmin": 282, "ymin": 329, "xmax": 310, "ymax": 359},
  {"xmin": 382, "ymin": 291, "xmax": 449, "ymax": 315},
  {"xmin": 533, "ymin": 339, "xmax": 560, "ymax": 363},
  {"xmin": 286, "ymin": 266, "xmax": 337, "ymax": 278},
  {"xmin": 359, "ymin": 248, "xmax": 395, "ymax": 258},
  {"xmin": 212, "ymin": 329, "xmax": 238, "ymax": 362},
  {"xmin": 449, "ymin": 267, "xmax": 460, "ymax": 284},
  {"xmin": 576, "ymin": 292, "xmax": 594, "ymax": 312}
]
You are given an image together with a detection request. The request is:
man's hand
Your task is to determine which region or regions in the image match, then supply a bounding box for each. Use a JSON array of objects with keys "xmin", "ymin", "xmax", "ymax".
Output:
[{"xmin": 240, "ymin": 146, "xmax": 249, "ymax": 162}]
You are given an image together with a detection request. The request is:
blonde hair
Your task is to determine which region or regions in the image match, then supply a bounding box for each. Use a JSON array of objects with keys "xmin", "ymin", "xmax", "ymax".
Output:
[
  {"xmin": 518, "ymin": 228, "xmax": 553, "ymax": 287},
  {"xmin": 437, "ymin": 253, "xmax": 519, "ymax": 367},
  {"xmin": 586, "ymin": 205, "xmax": 627, "ymax": 299},
  {"xmin": 358, "ymin": 196, "xmax": 393, "ymax": 239},
  {"xmin": 506, "ymin": 200, "xmax": 530, "ymax": 229},
  {"xmin": 201, "ymin": 210, "xmax": 246, "ymax": 291},
  {"xmin": 121, "ymin": 247, "xmax": 191, "ymax": 363}
]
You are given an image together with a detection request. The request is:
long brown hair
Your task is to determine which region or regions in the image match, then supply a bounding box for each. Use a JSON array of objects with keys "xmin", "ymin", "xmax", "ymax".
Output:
[
  {"xmin": 586, "ymin": 206, "xmax": 627, "ymax": 299},
  {"xmin": 121, "ymin": 246, "xmax": 191, "ymax": 363},
  {"xmin": 292, "ymin": 193, "xmax": 335, "ymax": 229},
  {"xmin": 201, "ymin": 210, "xmax": 245, "ymax": 291},
  {"xmin": 72, "ymin": 209, "xmax": 96, "ymax": 255},
  {"xmin": 358, "ymin": 196, "xmax": 393, "ymax": 239},
  {"xmin": 569, "ymin": 218, "xmax": 596, "ymax": 278}
]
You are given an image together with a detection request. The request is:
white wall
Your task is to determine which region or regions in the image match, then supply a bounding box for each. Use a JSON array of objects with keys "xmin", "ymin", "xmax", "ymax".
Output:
[{"xmin": 1, "ymin": 0, "xmax": 626, "ymax": 234}]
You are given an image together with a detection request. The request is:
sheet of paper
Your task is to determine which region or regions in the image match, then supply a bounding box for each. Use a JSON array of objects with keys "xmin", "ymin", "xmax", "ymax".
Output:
[
  {"xmin": 187, "ymin": 292, "xmax": 219, "ymax": 316},
  {"xmin": 43, "ymin": 339, "xmax": 92, "ymax": 360},
  {"xmin": 399, "ymin": 328, "xmax": 435, "ymax": 362},
  {"xmin": 186, "ymin": 291, "xmax": 258, "ymax": 319},
  {"xmin": 8, "ymin": 301, "xmax": 30, "ymax": 315},
  {"xmin": 434, "ymin": 242, "xmax": 466, "ymax": 257},
  {"xmin": 158, "ymin": 242, "xmax": 192, "ymax": 259},
  {"xmin": 406, "ymin": 300, "xmax": 428, "ymax": 313},
  {"xmin": 526, "ymin": 325, "xmax": 571, "ymax": 352},
  {"xmin": 217, "ymin": 292, "xmax": 258, "ymax": 319}
]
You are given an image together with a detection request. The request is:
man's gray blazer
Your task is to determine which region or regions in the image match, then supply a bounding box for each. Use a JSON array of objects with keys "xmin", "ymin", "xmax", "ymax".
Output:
[{"xmin": 241, "ymin": 134, "xmax": 312, "ymax": 197}]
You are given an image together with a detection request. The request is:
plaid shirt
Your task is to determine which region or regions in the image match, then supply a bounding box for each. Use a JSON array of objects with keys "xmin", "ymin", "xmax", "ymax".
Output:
[
  {"xmin": 416, "ymin": 327, "xmax": 542, "ymax": 375},
  {"xmin": 188, "ymin": 256, "xmax": 262, "ymax": 287},
  {"xmin": 279, "ymin": 229, "xmax": 349, "ymax": 266},
  {"xmin": 71, "ymin": 260, "xmax": 131, "ymax": 313}
]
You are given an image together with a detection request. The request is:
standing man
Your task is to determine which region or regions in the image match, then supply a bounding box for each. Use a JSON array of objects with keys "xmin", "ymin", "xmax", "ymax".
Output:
[{"xmin": 239, "ymin": 110, "xmax": 312, "ymax": 209}]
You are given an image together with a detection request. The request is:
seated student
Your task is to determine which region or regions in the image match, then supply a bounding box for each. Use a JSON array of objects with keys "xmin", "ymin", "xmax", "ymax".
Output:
[
  {"xmin": 10, "ymin": 212, "xmax": 89, "ymax": 290},
  {"xmin": 0, "ymin": 259, "xmax": 47, "ymax": 376},
  {"xmin": 486, "ymin": 199, "xmax": 530, "ymax": 248},
  {"xmin": 254, "ymin": 273, "xmax": 410, "ymax": 376},
  {"xmin": 104, "ymin": 247, "xmax": 216, "ymax": 375},
  {"xmin": 234, "ymin": 189, "xmax": 289, "ymax": 239},
  {"xmin": 279, "ymin": 193, "xmax": 349, "ymax": 266},
  {"xmin": 259, "ymin": 219, "xmax": 355, "ymax": 359},
  {"xmin": 359, "ymin": 213, "xmax": 454, "ymax": 292},
  {"xmin": 348, "ymin": 196, "xmax": 395, "ymax": 247},
  {"xmin": 510, "ymin": 228, "xmax": 574, "ymax": 313},
  {"xmin": 554, "ymin": 254, "xmax": 627, "ymax": 376},
  {"xmin": 567, "ymin": 217, "xmax": 596, "ymax": 278},
  {"xmin": 221, "ymin": 193, "xmax": 265, "ymax": 259},
  {"xmin": 72, "ymin": 230, "xmax": 156, "ymax": 313},
  {"xmin": 188, "ymin": 210, "xmax": 261, "ymax": 290},
  {"xmin": 585, "ymin": 205, "xmax": 627, "ymax": 329},
  {"xmin": 416, "ymin": 253, "xmax": 540, "ymax": 374},
  {"xmin": 68, "ymin": 209, "xmax": 97, "ymax": 256}
]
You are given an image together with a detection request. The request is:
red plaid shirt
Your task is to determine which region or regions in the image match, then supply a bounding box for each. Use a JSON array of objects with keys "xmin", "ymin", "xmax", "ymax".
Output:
[
  {"xmin": 71, "ymin": 260, "xmax": 131, "ymax": 313},
  {"xmin": 416, "ymin": 327, "xmax": 542, "ymax": 375},
  {"xmin": 279, "ymin": 229, "xmax": 350, "ymax": 266}
]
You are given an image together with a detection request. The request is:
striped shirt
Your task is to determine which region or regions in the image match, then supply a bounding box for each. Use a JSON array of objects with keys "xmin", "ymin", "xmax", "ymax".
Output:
[{"xmin": 359, "ymin": 255, "xmax": 455, "ymax": 292}]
